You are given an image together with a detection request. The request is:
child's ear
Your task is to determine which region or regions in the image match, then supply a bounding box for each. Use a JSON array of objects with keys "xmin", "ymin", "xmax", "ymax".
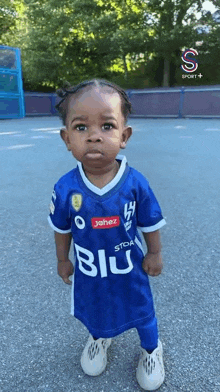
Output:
[
  {"xmin": 60, "ymin": 128, "xmax": 71, "ymax": 151},
  {"xmin": 120, "ymin": 126, "xmax": 132, "ymax": 149}
]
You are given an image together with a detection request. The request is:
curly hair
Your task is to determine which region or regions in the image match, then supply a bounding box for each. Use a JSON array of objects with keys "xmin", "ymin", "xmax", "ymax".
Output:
[{"xmin": 55, "ymin": 78, "xmax": 132, "ymax": 126}]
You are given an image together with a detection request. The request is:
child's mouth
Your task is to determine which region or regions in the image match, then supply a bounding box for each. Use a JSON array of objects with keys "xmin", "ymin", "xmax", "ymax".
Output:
[{"xmin": 86, "ymin": 151, "xmax": 103, "ymax": 159}]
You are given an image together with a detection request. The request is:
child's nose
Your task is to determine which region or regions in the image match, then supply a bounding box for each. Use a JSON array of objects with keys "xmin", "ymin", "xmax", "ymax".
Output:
[{"xmin": 87, "ymin": 129, "xmax": 103, "ymax": 142}]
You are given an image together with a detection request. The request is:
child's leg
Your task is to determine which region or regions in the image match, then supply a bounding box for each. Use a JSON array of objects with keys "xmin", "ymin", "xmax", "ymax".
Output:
[{"xmin": 136, "ymin": 315, "xmax": 158, "ymax": 353}]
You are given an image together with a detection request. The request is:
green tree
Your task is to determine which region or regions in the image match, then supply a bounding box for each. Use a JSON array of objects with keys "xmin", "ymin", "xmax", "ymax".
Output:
[
  {"xmin": 143, "ymin": 0, "xmax": 204, "ymax": 86},
  {"xmin": 1, "ymin": 0, "xmax": 219, "ymax": 89},
  {"xmin": 200, "ymin": 6, "xmax": 220, "ymax": 83},
  {"xmin": 0, "ymin": 0, "xmax": 18, "ymax": 42},
  {"xmin": 178, "ymin": 4, "xmax": 220, "ymax": 85},
  {"xmin": 3, "ymin": 0, "xmax": 152, "ymax": 89}
]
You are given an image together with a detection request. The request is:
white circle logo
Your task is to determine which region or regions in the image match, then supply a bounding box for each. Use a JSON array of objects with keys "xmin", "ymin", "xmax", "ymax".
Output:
[{"xmin": 75, "ymin": 215, "xmax": 85, "ymax": 229}]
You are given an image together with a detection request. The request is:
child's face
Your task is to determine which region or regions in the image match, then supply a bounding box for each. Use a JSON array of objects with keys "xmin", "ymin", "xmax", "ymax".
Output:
[{"xmin": 60, "ymin": 87, "xmax": 132, "ymax": 172}]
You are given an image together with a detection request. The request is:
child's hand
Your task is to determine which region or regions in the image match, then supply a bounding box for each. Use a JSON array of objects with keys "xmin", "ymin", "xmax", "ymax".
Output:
[
  {"xmin": 57, "ymin": 259, "xmax": 74, "ymax": 285},
  {"xmin": 142, "ymin": 252, "xmax": 163, "ymax": 277}
]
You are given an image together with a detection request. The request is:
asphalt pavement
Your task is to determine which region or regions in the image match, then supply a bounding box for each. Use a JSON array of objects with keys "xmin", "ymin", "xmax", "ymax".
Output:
[{"xmin": 0, "ymin": 116, "xmax": 220, "ymax": 392}]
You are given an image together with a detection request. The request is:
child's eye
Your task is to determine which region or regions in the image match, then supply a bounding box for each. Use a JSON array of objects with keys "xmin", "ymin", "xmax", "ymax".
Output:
[
  {"xmin": 103, "ymin": 123, "xmax": 114, "ymax": 130},
  {"xmin": 75, "ymin": 124, "xmax": 86, "ymax": 131},
  {"xmin": 75, "ymin": 123, "xmax": 114, "ymax": 131}
]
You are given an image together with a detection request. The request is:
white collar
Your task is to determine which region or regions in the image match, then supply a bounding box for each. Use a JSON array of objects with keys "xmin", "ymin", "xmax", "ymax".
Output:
[{"xmin": 77, "ymin": 155, "xmax": 127, "ymax": 196}]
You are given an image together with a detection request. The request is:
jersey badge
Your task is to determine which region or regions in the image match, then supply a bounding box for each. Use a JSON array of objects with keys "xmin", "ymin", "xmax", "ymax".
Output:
[
  {"xmin": 72, "ymin": 193, "xmax": 83, "ymax": 212},
  {"xmin": 124, "ymin": 201, "xmax": 136, "ymax": 231}
]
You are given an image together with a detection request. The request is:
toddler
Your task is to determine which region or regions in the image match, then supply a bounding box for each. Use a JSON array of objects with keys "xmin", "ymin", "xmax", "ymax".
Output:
[{"xmin": 48, "ymin": 78, "xmax": 166, "ymax": 391}]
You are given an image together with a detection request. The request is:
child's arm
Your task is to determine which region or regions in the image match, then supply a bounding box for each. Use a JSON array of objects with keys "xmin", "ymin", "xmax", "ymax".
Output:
[
  {"xmin": 54, "ymin": 232, "xmax": 74, "ymax": 285},
  {"xmin": 142, "ymin": 230, "xmax": 163, "ymax": 276},
  {"xmin": 143, "ymin": 230, "xmax": 161, "ymax": 254}
]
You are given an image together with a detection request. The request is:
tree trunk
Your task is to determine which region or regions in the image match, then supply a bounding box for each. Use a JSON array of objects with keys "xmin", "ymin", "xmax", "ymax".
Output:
[
  {"xmin": 123, "ymin": 54, "xmax": 128, "ymax": 80},
  {"xmin": 162, "ymin": 58, "xmax": 170, "ymax": 87}
]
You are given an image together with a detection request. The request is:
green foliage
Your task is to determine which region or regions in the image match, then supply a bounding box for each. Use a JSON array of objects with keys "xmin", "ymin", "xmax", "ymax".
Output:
[
  {"xmin": 1, "ymin": 0, "xmax": 219, "ymax": 89},
  {"xmin": 0, "ymin": 0, "xmax": 18, "ymax": 41}
]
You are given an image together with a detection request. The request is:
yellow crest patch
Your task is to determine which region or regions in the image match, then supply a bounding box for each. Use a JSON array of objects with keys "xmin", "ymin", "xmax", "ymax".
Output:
[{"xmin": 72, "ymin": 194, "xmax": 82, "ymax": 212}]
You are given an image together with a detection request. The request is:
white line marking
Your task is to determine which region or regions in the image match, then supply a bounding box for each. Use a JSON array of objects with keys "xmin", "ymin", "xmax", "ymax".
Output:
[
  {"xmin": 0, "ymin": 144, "xmax": 34, "ymax": 151},
  {"xmin": 31, "ymin": 128, "xmax": 61, "ymax": 131},
  {"xmin": 31, "ymin": 135, "xmax": 50, "ymax": 139},
  {"xmin": 175, "ymin": 126, "xmax": 186, "ymax": 129},
  {"xmin": 11, "ymin": 134, "xmax": 26, "ymax": 137},
  {"xmin": 46, "ymin": 130, "xmax": 60, "ymax": 134},
  {"xmin": 0, "ymin": 132, "xmax": 21, "ymax": 135}
]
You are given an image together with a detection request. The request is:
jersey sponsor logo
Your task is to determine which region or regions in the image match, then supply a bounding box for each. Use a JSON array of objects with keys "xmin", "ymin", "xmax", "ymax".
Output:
[
  {"xmin": 91, "ymin": 216, "xmax": 120, "ymax": 229},
  {"xmin": 75, "ymin": 215, "xmax": 85, "ymax": 229},
  {"xmin": 115, "ymin": 240, "xmax": 135, "ymax": 252},
  {"xmin": 124, "ymin": 201, "xmax": 136, "ymax": 231},
  {"xmin": 74, "ymin": 243, "xmax": 133, "ymax": 277},
  {"xmin": 72, "ymin": 193, "xmax": 83, "ymax": 212}
]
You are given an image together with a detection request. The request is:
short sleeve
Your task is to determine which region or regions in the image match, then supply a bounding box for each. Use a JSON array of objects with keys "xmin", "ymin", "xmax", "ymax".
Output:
[
  {"xmin": 47, "ymin": 183, "xmax": 72, "ymax": 234},
  {"xmin": 136, "ymin": 177, "xmax": 166, "ymax": 233}
]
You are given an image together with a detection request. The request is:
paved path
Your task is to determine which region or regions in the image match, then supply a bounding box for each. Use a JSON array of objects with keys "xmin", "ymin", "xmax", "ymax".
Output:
[{"xmin": 1, "ymin": 117, "xmax": 220, "ymax": 392}]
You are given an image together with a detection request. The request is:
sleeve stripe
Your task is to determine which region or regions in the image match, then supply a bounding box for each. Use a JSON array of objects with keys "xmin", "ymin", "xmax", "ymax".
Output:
[
  {"xmin": 47, "ymin": 216, "xmax": 72, "ymax": 234},
  {"xmin": 138, "ymin": 218, "xmax": 166, "ymax": 233},
  {"xmin": 134, "ymin": 236, "xmax": 145, "ymax": 255}
]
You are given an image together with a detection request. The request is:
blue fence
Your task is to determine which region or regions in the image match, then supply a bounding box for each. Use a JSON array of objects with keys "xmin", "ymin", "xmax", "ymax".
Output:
[
  {"xmin": 0, "ymin": 46, "xmax": 25, "ymax": 119},
  {"xmin": 1, "ymin": 85, "xmax": 220, "ymax": 119},
  {"xmin": 24, "ymin": 92, "xmax": 57, "ymax": 117},
  {"xmin": 25, "ymin": 85, "xmax": 220, "ymax": 119},
  {"xmin": 126, "ymin": 85, "xmax": 220, "ymax": 119}
]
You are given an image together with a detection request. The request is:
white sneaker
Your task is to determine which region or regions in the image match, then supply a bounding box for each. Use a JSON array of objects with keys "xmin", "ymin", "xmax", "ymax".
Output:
[
  {"xmin": 80, "ymin": 334, "xmax": 112, "ymax": 376},
  {"xmin": 136, "ymin": 340, "xmax": 165, "ymax": 391}
]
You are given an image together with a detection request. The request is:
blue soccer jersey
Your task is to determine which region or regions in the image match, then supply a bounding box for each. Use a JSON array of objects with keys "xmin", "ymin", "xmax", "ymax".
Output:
[{"xmin": 48, "ymin": 155, "xmax": 166, "ymax": 338}]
